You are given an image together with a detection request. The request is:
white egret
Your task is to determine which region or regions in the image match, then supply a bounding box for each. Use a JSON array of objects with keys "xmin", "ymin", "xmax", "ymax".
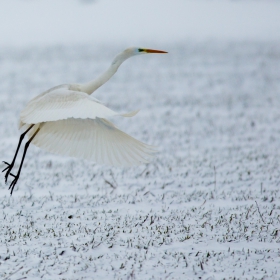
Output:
[{"xmin": 3, "ymin": 47, "xmax": 167, "ymax": 195}]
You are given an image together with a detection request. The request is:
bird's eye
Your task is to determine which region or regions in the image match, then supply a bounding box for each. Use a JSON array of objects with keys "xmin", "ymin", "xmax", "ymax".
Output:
[{"xmin": 138, "ymin": 48, "xmax": 145, "ymax": 52}]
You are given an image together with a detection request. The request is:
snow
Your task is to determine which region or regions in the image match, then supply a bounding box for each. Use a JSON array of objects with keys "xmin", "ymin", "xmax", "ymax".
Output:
[
  {"xmin": 1, "ymin": 1, "xmax": 280, "ymax": 279},
  {"xmin": 0, "ymin": 41, "xmax": 280, "ymax": 279}
]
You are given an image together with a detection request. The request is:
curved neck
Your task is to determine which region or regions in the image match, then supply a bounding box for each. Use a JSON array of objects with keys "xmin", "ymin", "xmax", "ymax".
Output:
[{"xmin": 81, "ymin": 51, "xmax": 134, "ymax": 95}]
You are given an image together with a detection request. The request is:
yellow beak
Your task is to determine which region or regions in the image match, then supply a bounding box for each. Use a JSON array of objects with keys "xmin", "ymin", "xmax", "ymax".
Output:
[{"xmin": 144, "ymin": 49, "xmax": 168, "ymax": 54}]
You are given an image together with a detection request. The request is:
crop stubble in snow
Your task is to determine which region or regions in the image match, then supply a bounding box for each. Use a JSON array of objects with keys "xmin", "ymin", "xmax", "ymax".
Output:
[{"xmin": 0, "ymin": 42, "xmax": 280, "ymax": 279}]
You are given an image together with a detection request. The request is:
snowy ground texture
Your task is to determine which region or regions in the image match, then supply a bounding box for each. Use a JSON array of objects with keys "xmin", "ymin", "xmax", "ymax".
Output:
[{"xmin": 0, "ymin": 41, "xmax": 280, "ymax": 279}]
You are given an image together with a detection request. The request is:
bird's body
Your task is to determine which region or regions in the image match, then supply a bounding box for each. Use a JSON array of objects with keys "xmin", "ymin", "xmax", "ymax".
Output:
[
  {"xmin": 3, "ymin": 47, "xmax": 167, "ymax": 195},
  {"xmin": 19, "ymin": 85, "xmax": 153, "ymax": 167}
]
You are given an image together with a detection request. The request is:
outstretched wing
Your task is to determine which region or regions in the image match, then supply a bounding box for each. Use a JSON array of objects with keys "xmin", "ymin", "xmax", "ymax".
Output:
[
  {"xmin": 27, "ymin": 118, "xmax": 157, "ymax": 167},
  {"xmin": 20, "ymin": 88, "xmax": 137, "ymax": 125}
]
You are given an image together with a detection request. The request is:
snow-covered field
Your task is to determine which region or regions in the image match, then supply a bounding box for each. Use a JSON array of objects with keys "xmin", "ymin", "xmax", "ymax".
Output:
[{"xmin": 0, "ymin": 41, "xmax": 280, "ymax": 279}]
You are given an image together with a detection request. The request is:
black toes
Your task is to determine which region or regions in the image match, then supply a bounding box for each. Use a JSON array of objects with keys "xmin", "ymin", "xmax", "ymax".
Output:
[
  {"xmin": 2, "ymin": 161, "xmax": 11, "ymax": 173},
  {"xmin": 2, "ymin": 166, "xmax": 9, "ymax": 173},
  {"xmin": 8, "ymin": 176, "xmax": 19, "ymax": 195}
]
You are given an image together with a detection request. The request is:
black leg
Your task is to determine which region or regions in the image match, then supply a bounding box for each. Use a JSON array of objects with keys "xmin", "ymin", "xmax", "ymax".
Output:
[
  {"xmin": 2, "ymin": 124, "xmax": 34, "ymax": 183},
  {"xmin": 9, "ymin": 127, "xmax": 40, "ymax": 196}
]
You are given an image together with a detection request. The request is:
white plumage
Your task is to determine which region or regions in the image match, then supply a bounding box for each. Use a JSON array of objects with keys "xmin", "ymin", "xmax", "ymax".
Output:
[
  {"xmin": 3, "ymin": 47, "xmax": 167, "ymax": 194},
  {"xmin": 26, "ymin": 118, "xmax": 156, "ymax": 167},
  {"xmin": 19, "ymin": 85, "xmax": 154, "ymax": 167}
]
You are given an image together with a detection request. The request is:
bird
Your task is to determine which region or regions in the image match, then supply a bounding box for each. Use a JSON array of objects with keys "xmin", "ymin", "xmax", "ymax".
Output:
[{"xmin": 2, "ymin": 47, "xmax": 167, "ymax": 195}]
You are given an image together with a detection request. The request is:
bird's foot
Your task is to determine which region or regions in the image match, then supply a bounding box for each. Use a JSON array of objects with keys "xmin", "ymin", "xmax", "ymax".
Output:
[
  {"xmin": 2, "ymin": 161, "xmax": 14, "ymax": 183},
  {"xmin": 8, "ymin": 173, "xmax": 19, "ymax": 196}
]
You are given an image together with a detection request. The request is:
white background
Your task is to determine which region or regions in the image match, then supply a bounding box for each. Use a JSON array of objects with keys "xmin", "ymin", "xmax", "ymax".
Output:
[
  {"xmin": 0, "ymin": 1, "xmax": 280, "ymax": 279},
  {"xmin": 0, "ymin": 0, "xmax": 279, "ymax": 47}
]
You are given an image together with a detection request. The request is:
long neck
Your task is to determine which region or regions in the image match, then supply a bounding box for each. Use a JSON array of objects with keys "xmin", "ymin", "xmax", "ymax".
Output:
[{"xmin": 80, "ymin": 51, "xmax": 133, "ymax": 95}]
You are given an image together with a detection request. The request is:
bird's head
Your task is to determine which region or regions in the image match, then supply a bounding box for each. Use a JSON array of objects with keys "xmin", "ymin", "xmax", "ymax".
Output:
[{"xmin": 111, "ymin": 47, "xmax": 167, "ymax": 66}]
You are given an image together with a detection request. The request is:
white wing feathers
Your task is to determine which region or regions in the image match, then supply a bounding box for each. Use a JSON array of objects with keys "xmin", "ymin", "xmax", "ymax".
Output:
[
  {"xmin": 20, "ymin": 88, "xmax": 156, "ymax": 167},
  {"xmin": 27, "ymin": 118, "xmax": 157, "ymax": 167},
  {"xmin": 20, "ymin": 88, "xmax": 137, "ymax": 124}
]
